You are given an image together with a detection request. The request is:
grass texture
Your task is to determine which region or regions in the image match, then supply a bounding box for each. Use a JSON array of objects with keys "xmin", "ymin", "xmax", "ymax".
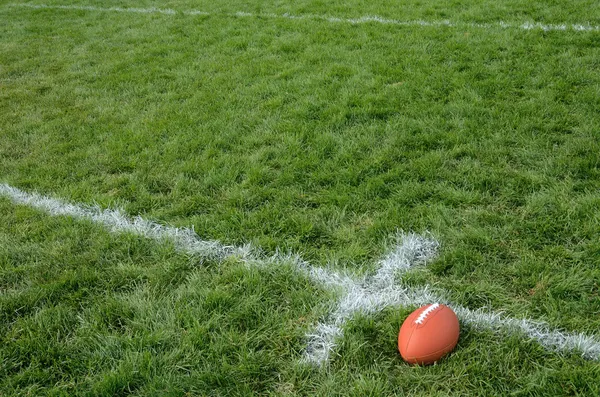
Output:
[{"xmin": 1, "ymin": 0, "xmax": 600, "ymax": 395}]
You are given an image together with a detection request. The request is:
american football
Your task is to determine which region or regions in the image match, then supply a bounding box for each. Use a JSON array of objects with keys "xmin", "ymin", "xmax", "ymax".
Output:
[{"xmin": 398, "ymin": 303, "xmax": 460, "ymax": 365}]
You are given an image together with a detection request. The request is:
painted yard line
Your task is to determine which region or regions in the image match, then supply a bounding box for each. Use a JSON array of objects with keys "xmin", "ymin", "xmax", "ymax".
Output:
[
  {"xmin": 304, "ymin": 234, "xmax": 441, "ymax": 364},
  {"xmin": 9, "ymin": 3, "xmax": 600, "ymax": 33},
  {"xmin": 1, "ymin": 183, "xmax": 600, "ymax": 364},
  {"xmin": 303, "ymin": 240, "xmax": 600, "ymax": 364}
]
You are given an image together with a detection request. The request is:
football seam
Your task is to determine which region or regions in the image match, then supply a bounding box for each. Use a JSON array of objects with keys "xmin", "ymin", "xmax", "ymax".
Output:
[
  {"xmin": 403, "ymin": 338, "xmax": 459, "ymax": 361},
  {"xmin": 400, "ymin": 307, "xmax": 421, "ymax": 354},
  {"xmin": 406, "ymin": 329, "xmax": 460, "ymax": 360},
  {"xmin": 402, "ymin": 324, "xmax": 417, "ymax": 356}
]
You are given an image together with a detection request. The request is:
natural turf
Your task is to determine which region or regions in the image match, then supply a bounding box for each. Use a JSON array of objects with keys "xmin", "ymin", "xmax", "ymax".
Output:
[
  {"xmin": 1, "ymin": 1, "xmax": 600, "ymax": 395},
  {"xmin": 3, "ymin": 200, "xmax": 600, "ymax": 396}
]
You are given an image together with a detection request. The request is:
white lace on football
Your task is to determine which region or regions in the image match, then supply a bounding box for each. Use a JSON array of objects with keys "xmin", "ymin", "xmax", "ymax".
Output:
[{"xmin": 415, "ymin": 303, "xmax": 440, "ymax": 324}]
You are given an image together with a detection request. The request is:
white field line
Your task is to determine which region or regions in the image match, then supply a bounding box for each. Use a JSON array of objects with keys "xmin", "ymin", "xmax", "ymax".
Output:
[
  {"xmin": 9, "ymin": 3, "xmax": 600, "ymax": 33},
  {"xmin": 1, "ymin": 183, "xmax": 600, "ymax": 364}
]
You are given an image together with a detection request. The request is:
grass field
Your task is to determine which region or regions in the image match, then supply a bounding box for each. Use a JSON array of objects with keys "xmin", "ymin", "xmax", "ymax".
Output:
[{"xmin": 1, "ymin": 0, "xmax": 600, "ymax": 395}]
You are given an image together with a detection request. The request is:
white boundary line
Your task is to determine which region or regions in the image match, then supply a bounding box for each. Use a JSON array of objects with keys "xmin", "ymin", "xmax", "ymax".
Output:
[
  {"xmin": 8, "ymin": 3, "xmax": 600, "ymax": 33},
  {"xmin": 1, "ymin": 182, "xmax": 600, "ymax": 364}
]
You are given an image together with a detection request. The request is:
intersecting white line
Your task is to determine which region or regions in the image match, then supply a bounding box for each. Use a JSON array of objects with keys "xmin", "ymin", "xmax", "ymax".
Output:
[
  {"xmin": 1, "ymin": 182, "xmax": 600, "ymax": 365},
  {"xmin": 8, "ymin": 3, "xmax": 600, "ymax": 33},
  {"xmin": 303, "ymin": 234, "xmax": 440, "ymax": 364}
]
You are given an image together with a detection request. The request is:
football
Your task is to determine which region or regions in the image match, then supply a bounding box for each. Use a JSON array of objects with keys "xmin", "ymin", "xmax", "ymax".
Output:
[{"xmin": 398, "ymin": 303, "xmax": 460, "ymax": 365}]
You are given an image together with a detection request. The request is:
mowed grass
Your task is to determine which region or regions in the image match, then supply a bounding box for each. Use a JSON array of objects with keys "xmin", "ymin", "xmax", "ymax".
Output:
[
  {"xmin": 0, "ymin": 200, "xmax": 330, "ymax": 395},
  {"xmin": 2, "ymin": 200, "xmax": 600, "ymax": 396},
  {"xmin": 1, "ymin": 0, "xmax": 600, "ymax": 395}
]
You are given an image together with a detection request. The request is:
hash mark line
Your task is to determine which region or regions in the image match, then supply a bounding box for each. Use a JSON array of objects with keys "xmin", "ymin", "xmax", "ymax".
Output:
[
  {"xmin": 1, "ymin": 183, "xmax": 600, "ymax": 364},
  {"xmin": 7, "ymin": 3, "xmax": 600, "ymax": 33}
]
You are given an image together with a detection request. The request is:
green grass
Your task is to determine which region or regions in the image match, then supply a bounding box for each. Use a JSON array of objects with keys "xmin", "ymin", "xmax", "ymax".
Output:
[
  {"xmin": 1, "ymin": 0, "xmax": 600, "ymax": 395},
  {"xmin": 0, "ymin": 200, "xmax": 330, "ymax": 395}
]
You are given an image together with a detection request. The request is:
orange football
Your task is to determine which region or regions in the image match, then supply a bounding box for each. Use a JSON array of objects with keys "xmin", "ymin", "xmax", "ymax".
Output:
[{"xmin": 398, "ymin": 303, "xmax": 460, "ymax": 365}]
